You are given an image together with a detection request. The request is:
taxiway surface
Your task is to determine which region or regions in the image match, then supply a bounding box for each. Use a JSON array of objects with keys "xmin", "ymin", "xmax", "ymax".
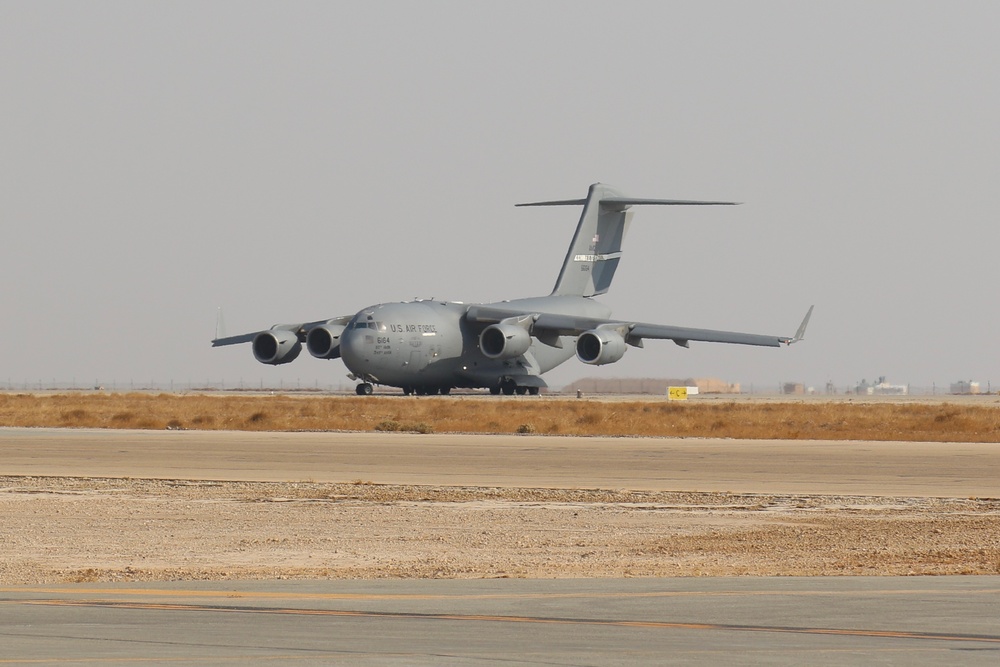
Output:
[
  {"xmin": 3, "ymin": 427, "xmax": 999, "ymax": 496},
  {"xmin": 3, "ymin": 578, "xmax": 999, "ymax": 665}
]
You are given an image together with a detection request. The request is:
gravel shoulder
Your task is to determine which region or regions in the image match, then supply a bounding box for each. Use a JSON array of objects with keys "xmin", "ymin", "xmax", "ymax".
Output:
[{"xmin": 2, "ymin": 476, "xmax": 998, "ymax": 585}]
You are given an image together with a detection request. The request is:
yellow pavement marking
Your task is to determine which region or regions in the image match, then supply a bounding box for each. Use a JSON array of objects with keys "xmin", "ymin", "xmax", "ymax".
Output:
[
  {"xmin": 4, "ymin": 586, "xmax": 999, "ymax": 601},
  {"xmin": 15, "ymin": 599, "xmax": 1000, "ymax": 645}
]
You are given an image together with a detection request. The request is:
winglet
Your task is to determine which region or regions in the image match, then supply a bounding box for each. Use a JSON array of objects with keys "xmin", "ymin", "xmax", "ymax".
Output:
[{"xmin": 785, "ymin": 305, "xmax": 814, "ymax": 345}]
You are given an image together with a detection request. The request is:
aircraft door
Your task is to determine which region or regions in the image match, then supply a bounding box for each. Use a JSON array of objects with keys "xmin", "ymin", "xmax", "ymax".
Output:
[{"xmin": 407, "ymin": 349, "xmax": 427, "ymax": 371}]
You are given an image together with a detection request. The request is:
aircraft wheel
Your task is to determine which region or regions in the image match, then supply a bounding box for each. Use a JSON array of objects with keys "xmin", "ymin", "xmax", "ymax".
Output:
[
  {"xmin": 356, "ymin": 383, "xmax": 373, "ymax": 396},
  {"xmin": 515, "ymin": 386, "xmax": 528, "ymax": 395},
  {"xmin": 415, "ymin": 387, "xmax": 427, "ymax": 396},
  {"xmin": 501, "ymin": 379, "xmax": 516, "ymax": 396},
  {"xmin": 489, "ymin": 385, "xmax": 501, "ymax": 395},
  {"xmin": 440, "ymin": 387, "xmax": 451, "ymax": 395},
  {"xmin": 425, "ymin": 387, "xmax": 439, "ymax": 395},
  {"xmin": 402, "ymin": 387, "xmax": 413, "ymax": 396},
  {"xmin": 528, "ymin": 386, "xmax": 539, "ymax": 396}
]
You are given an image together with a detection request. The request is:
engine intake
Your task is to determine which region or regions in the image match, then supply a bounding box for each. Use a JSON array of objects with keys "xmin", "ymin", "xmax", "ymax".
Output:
[
  {"xmin": 576, "ymin": 329, "xmax": 627, "ymax": 365},
  {"xmin": 479, "ymin": 323, "xmax": 531, "ymax": 360},
  {"xmin": 306, "ymin": 324, "xmax": 346, "ymax": 359},
  {"xmin": 253, "ymin": 330, "xmax": 302, "ymax": 365}
]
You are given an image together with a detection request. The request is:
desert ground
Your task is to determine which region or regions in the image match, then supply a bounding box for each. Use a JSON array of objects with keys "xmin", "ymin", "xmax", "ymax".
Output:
[{"xmin": 2, "ymin": 476, "xmax": 998, "ymax": 585}]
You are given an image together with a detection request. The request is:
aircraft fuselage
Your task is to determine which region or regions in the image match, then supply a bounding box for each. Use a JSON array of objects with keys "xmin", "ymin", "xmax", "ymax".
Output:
[{"xmin": 339, "ymin": 296, "xmax": 611, "ymax": 392}]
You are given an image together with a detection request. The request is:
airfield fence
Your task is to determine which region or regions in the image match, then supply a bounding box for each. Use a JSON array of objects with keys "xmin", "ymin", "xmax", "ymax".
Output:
[{"xmin": 1, "ymin": 379, "xmax": 993, "ymax": 396}]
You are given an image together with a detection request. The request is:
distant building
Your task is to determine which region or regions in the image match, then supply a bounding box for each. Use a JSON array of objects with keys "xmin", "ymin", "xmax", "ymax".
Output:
[
  {"xmin": 950, "ymin": 381, "xmax": 980, "ymax": 394},
  {"xmin": 855, "ymin": 377, "xmax": 908, "ymax": 395},
  {"xmin": 782, "ymin": 382, "xmax": 805, "ymax": 395},
  {"xmin": 563, "ymin": 377, "xmax": 741, "ymax": 395},
  {"xmin": 871, "ymin": 382, "xmax": 908, "ymax": 395}
]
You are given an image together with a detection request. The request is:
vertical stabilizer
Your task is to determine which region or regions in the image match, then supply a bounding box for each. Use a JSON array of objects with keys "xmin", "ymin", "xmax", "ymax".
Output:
[
  {"xmin": 520, "ymin": 183, "xmax": 630, "ymax": 297},
  {"xmin": 517, "ymin": 183, "xmax": 739, "ymax": 298},
  {"xmin": 556, "ymin": 183, "xmax": 630, "ymax": 297}
]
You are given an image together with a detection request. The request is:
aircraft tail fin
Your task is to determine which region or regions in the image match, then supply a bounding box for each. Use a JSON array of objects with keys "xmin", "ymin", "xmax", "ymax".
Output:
[{"xmin": 517, "ymin": 183, "xmax": 738, "ymax": 298}]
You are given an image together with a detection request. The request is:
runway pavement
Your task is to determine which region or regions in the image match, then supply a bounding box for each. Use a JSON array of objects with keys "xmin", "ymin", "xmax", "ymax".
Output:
[
  {"xmin": 2, "ymin": 426, "xmax": 1000, "ymax": 496},
  {"xmin": 2, "ymin": 577, "xmax": 999, "ymax": 665}
]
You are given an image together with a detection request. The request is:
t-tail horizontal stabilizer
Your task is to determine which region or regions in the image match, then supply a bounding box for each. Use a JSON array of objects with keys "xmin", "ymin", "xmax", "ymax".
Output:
[
  {"xmin": 518, "ymin": 183, "xmax": 739, "ymax": 298},
  {"xmin": 516, "ymin": 198, "xmax": 740, "ymax": 208}
]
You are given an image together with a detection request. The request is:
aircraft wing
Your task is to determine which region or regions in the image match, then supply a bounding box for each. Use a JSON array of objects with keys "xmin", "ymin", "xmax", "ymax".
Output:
[
  {"xmin": 465, "ymin": 305, "xmax": 813, "ymax": 348},
  {"xmin": 211, "ymin": 315, "xmax": 354, "ymax": 347}
]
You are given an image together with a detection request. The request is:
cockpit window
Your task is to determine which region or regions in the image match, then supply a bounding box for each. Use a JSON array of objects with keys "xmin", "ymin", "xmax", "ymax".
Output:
[{"xmin": 348, "ymin": 317, "xmax": 385, "ymax": 331}]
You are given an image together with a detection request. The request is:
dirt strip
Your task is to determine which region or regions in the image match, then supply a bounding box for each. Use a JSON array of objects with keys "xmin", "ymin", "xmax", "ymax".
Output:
[{"xmin": 2, "ymin": 477, "xmax": 998, "ymax": 585}]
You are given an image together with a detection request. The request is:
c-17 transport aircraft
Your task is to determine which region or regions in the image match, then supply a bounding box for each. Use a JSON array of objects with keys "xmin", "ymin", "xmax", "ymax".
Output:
[{"xmin": 213, "ymin": 183, "xmax": 812, "ymax": 395}]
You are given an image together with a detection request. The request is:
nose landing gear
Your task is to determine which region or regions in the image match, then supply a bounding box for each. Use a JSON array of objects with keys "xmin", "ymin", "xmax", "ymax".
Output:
[{"xmin": 355, "ymin": 383, "xmax": 374, "ymax": 396}]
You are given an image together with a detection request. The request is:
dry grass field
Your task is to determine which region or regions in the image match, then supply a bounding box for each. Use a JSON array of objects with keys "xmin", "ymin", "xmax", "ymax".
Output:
[{"xmin": 2, "ymin": 392, "xmax": 1000, "ymax": 442}]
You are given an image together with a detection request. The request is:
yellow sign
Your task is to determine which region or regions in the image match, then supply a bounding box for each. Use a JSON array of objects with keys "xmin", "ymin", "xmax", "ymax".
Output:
[{"xmin": 668, "ymin": 386, "xmax": 688, "ymax": 401}]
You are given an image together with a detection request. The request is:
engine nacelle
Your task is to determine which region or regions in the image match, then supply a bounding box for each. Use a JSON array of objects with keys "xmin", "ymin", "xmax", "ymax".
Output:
[
  {"xmin": 479, "ymin": 323, "xmax": 532, "ymax": 360},
  {"xmin": 306, "ymin": 324, "xmax": 346, "ymax": 359},
  {"xmin": 252, "ymin": 329, "xmax": 302, "ymax": 365},
  {"xmin": 576, "ymin": 329, "xmax": 627, "ymax": 365}
]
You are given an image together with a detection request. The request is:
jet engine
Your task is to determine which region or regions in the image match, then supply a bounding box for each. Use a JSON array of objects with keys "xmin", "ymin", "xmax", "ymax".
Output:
[
  {"xmin": 252, "ymin": 329, "xmax": 302, "ymax": 365},
  {"xmin": 576, "ymin": 329, "xmax": 627, "ymax": 365},
  {"xmin": 306, "ymin": 324, "xmax": 346, "ymax": 359},
  {"xmin": 479, "ymin": 323, "xmax": 532, "ymax": 360}
]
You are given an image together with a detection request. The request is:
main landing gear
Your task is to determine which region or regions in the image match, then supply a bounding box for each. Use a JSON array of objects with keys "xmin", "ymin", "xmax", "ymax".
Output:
[
  {"xmin": 493, "ymin": 379, "xmax": 540, "ymax": 396},
  {"xmin": 401, "ymin": 386, "xmax": 453, "ymax": 396},
  {"xmin": 358, "ymin": 382, "xmax": 536, "ymax": 396}
]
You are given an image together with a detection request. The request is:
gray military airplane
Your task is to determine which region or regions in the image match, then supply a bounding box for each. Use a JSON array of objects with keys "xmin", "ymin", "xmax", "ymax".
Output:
[{"xmin": 213, "ymin": 183, "xmax": 812, "ymax": 395}]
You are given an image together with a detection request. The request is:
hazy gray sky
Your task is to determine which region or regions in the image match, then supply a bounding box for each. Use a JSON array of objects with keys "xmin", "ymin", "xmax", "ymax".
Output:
[{"xmin": 2, "ymin": 2, "xmax": 998, "ymax": 391}]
